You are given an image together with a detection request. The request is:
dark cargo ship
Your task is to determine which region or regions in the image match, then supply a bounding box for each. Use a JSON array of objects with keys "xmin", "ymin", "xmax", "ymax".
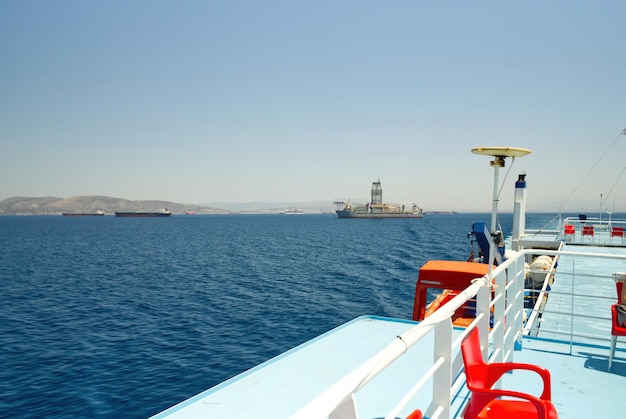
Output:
[
  {"xmin": 114, "ymin": 209, "xmax": 171, "ymax": 217},
  {"xmin": 63, "ymin": 211, "xmax": 105, "ymax": 216}
]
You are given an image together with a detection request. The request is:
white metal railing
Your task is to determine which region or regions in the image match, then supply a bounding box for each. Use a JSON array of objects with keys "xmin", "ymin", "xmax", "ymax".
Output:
[
  {"xmin": 561, "ymin": 216, "xmax": 626, "ymax": 246},
  {"xmin": 291, "ymin": 244, "xmax": 626, "ymax": 419},
  {"xmin": 522, "ymin": 246, "xmax": 562, "ymax": 337},
  {"xmin": 521, "ymin": 248, "xmax": 626, "ymax": 348},
  {"xmin": 290, "ymin": 250, "xmax": 527, "ymax": 419}
]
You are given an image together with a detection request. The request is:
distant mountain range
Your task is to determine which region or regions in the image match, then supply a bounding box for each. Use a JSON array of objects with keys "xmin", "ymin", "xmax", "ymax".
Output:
[
  {"xmin": 0, "ymin": 196, "xmax": 337, "ymax": 215},
  {"xmin": 0, "ymin": 196, "xmax": 227, "ymax": 215}
]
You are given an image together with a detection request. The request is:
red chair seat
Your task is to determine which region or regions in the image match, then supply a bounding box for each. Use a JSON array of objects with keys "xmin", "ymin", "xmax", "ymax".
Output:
[
  {"xmin": 611, "ymin": 227, "xmax": 625, "ymax": 244},
  {"xmin": 478, "ymin": 399, "xmax": 558, "ymax": 418},
  {"xmin": 582, "ymin": 226, "xmax": 594, "ymax": 242}
]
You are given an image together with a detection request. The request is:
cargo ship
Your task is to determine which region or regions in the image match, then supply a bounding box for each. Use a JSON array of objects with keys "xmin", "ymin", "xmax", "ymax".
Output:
[
  {"xmin": 62, "ymin": 211, "xmax": 105, "ymax": 216},
  {"xmin": 334, "ymin": 179, "xmax": 423, "ymax": 218},
  {"xmin": 279, "ymin": 209, "xmax": 305, "ymax": 215},
  {"xmin": 114, "ymin": 209, "xmax": 171, "ymax": 217}
]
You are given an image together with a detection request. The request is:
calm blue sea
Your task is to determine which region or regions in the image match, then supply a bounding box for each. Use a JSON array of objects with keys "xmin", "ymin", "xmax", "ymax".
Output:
[{"xmin": 0, "ymin": 212, "xmax": 566, "ymax": 417}]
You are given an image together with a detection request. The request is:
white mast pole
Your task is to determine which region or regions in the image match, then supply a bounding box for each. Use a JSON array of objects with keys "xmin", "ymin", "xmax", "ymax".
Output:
[
  {"xmin": 490, "ymin": 158, "xmax": 503, "ymax": 237},
  {"xmin": 472, "ymin": 147, "xmax": 531, "ymax": 269},
  {"xmin": 487, "ymin": 156, "xmax": 504, "ymax": 279}
]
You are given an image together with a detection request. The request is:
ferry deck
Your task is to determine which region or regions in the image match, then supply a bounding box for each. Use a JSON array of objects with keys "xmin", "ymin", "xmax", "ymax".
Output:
[
  {"xmin": 153, "ymin": 229, "xmax": 626, "ymax": 418},
  {"xmin": 152, "ymin": 314, "xmax": 626, "ymax": 418}
]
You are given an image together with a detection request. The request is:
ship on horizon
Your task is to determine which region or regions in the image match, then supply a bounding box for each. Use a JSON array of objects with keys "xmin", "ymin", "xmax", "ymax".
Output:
[
  {"xmin": 62, "ymin": 210, "xmax": 105, "ymax": 216},
  {"xmin": 114, "ymin": 209, "xmax": 171, "ymax": 218},
  {"xmin": 279, "ymin": 209, "xmax": 305, "ymax": 215},
  {"xmin": 334, "ymin": 179, "xmax": 423, "ymax": 218}
]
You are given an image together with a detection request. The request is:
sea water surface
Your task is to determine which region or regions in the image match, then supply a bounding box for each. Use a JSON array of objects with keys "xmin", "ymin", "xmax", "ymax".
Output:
[{"xmin": 1, "ymin": 212, "xmax": 561, "ymax": 417}]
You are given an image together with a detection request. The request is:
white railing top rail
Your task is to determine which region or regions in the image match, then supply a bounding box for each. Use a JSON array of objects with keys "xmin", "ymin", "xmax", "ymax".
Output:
[
  {"xmin": 289, "ymin": 272, "xmax": 493, "ymax": 419},
  {"xmin": 557, "ymin": 221, "xmax": 626, "ymax": 246},
  {"xmin": 563, "ymin": 216, "xmax": 626, "ymax": 224}
]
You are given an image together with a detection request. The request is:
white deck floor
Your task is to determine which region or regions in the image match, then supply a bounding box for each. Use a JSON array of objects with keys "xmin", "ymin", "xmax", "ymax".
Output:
[
  {"xmin": 505, "ymin": 336, "xmax": 626, "ymax": 418},
  {"xmin": 153, "ymin": 314, "xmax": 626, "ymax": 418},
  {"xmin": 152, "ymin": 316, "xmax": 440, "ymax": 418}
]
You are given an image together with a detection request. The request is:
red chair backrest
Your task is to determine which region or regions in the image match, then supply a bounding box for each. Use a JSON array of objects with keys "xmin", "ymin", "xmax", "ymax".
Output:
[
  {"xmin": 583, "ymin": 226, "xmax": 594, "ymax": 235},
  {"xmin": 461, "ymin": 328, "xmax": 489, "ymax": 388},
  {"xmin": 461, "ymin": 327, "xmax": 556, "ymax": 418},
  {"xmin": 564, "ymin": 225, "xmax": 575, "ymax": 234},
  {"xmin": 406, "ymin": 409, "xmax": 423, "ymax": 419},
  {"xmin": 612, "ymin": 227, "xmax": 624, "ymax": 237}
]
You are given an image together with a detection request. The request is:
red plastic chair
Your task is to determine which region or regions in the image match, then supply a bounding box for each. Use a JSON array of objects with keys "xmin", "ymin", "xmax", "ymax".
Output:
[
  {"xmin": 461, "ymin": 328, "xmax": 558, "ymax": 418},
  {"xmin": 582, "ymin": 225, "xmax": 594, "ymax": 242},
  {"xmin": 611, "ymin": 227, "xmax": 625, "ymax": 244},
  {"xmin": 406, "ymin": 409, "xmax": 423, "ymax": 419},
  {"xmin": 610, "ymin": 304, "xmax": 626, "ymax": 370},
  {"xmin": 563, "ymin": 225, "xmax": 575, "ymax": 241}
]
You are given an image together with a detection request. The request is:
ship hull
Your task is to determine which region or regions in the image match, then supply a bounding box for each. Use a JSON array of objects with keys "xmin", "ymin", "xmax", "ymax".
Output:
[
  {"xmin": 62, "ymin": 213, "xmax": 105, "ymax": 216},
  {"xmin": 114, "ymin": 212, "xmax": 171, "ymax": 217},
  {"xmin": 336, "ymin": 210, "xmax": 423, "ymax": 219}
]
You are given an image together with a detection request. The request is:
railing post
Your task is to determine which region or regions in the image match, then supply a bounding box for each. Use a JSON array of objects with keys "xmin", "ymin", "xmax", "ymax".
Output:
[
  {"xmin": 493, "ymin": 268, "xmax": 506, "ymax": 363},
  {"xmin": 328, "ymin": 394, "xmax": 358, "ymax": 419},
  {"xmin": 570, "ymin": 254, "xmax": 576, "ymax": 349},
  {"xmin": 476, "ymin": 280, "xmax": 491, "ymax": 362},
  {"xmin": 513, "ymin": 255, "xmax": 525, "ymax": 351},
  {"xmin": 432, "ymin": 318, "xmax": 453, "ymax": 419}
]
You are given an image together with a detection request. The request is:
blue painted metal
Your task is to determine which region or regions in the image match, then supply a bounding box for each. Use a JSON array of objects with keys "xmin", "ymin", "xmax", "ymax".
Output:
[{"xmin": 471, "ymin": 222, "xmax": 506, "ymax": 265}]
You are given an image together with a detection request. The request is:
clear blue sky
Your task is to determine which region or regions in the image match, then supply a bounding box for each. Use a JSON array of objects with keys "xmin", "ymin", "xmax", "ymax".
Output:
[{"xmin": 1, "ymin": 1, "xmax": 625, "ymax": 212}]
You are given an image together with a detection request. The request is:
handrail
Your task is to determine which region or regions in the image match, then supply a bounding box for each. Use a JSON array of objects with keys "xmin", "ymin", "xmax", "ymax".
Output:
[
  {"xmin": 290, "ymin": 274, "xmax": 493, "ymax": 419},
  {"xmin": 291, "ymin": 245, "xmax": 626, "ymax": 419},
  {"xmin": 521, "ymin": 248, "xmax": 626, "ymax": 350},
  {"xmin": 524, "ymin": 245, "xmax": 562, "ymax": 336},
  {"xmin": 561, "ymin": 217, "xmax": 626, "ymax": 246},
  {"xmin": 290, "ymin": 252, "xmax": 526, "ymax": 419}
]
